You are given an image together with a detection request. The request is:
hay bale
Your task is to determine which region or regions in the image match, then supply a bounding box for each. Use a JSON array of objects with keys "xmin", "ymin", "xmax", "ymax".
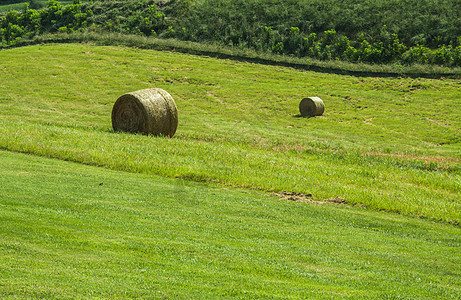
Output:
[
  {"xmin": 299, "ymin": 97, "xmax": 325, "ymax": 117},
  {"xmin": 111, "ymin": 88, "xmax": 178, "ymax": 137}
]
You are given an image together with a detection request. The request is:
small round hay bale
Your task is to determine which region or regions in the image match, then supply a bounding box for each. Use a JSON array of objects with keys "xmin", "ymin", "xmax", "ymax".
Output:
[
  {"xmin": 299, "ymin": 97, "xmax": 325, "ymax": 117},
  {"xmin": 112, "ymin": 88, "xmax": 178, "ymax": 137}
]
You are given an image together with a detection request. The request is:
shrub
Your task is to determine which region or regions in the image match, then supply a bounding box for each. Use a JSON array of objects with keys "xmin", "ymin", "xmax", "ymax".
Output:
[{"xmin": 403, "ymin": 46, "xmax": 431, "ymax": 65}]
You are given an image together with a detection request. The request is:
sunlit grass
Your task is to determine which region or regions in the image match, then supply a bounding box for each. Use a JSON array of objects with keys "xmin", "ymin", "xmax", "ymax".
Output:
[
  {"xmin": 0, "ymin": 43, "xmax": 459, "ymax": 225},
  {"xmin": 0, "ymin": 150, "xmax": 460, "ymax": 298}
]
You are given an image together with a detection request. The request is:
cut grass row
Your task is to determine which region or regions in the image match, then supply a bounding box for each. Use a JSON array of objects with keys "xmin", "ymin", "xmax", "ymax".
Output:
[
  {"xmin": 0, "ymin": 43, "xmax": 460, "ymax": 225},
  {"xmin": 1, "ymin": 150, "xmax": 460, "ymax": 298}
]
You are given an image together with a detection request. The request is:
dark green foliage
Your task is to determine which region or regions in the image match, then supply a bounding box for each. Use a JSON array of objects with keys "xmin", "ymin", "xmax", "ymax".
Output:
[
  {"xmin": 164, "ymin": 0, "xmax": 196, "ymax": 18},
  {"xmin": 28, "ymin": 0, "xmax": 44, "ymax": 10},
  {"xmin": 0, "ymin": 0, "xmax": 91, "ymax": 42},
  {"xmin": 82, "ymin": 0, "xmax": 166, "ymax": 35},
  {"xmin": 172, "ymin": 0, "xmax": 461, "ymax": 66},
  {"xmin": 125, "ymin": 3, "xmax": 165, "ymax": 36},
  {"xmin": 1, "ymin": 0, "xmax": 461, "ymax": 66}
]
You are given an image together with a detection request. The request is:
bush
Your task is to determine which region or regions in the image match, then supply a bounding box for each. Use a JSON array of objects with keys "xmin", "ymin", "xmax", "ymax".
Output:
[
  {"xmin": 1, "ymin": 0, "xmax": 460, "ymax": 67},
  {"xmin": 403, "ymin": 46, "xmax": 431, "ymax": 65}
]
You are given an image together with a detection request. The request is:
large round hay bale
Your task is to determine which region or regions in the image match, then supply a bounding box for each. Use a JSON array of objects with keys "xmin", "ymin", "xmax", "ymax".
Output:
[
  {"xmin": 112, "ymin": 88, "xmax": 178, "ymax": 137},
  {"xmin": 299, "ymin": 97, "xmax": 325, "ymax": 117}
]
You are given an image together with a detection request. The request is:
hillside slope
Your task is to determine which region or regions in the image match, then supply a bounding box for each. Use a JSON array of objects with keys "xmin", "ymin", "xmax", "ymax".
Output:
[
  {"xmin": 1, "ymin": 149, "xmax": 460, "ymax": 298},
  {"xmin": 1, "ymin": 0, "xmax": 461, "ymax": 67},
  {"xmin": 0, "ymin": 43, "xmax": 459, "ymax": 224}
]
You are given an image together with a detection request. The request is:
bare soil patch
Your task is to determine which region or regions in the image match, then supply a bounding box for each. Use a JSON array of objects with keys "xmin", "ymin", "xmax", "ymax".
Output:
[{"xmin": 269, "ymin": 191, "xmax": 347, "ymax": 204}]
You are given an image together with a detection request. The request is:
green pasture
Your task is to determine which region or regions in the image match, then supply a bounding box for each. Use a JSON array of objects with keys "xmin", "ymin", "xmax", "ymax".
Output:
[
  {"xmin": 0, "ymin": 43, "xmax": 459, "ymax": 224},
  {"xmin": 0, "ymin": 150, "xmax": 460, "ymax": 298},
  {"xmin": 0, "ymin": 41, "xmax": 460, "ymax": 298}
]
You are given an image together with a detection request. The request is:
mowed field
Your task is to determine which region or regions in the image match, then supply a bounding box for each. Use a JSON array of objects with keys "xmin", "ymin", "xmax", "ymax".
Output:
[
  {"xmin": 0, "ymin": 43, "xmax": 460, "ymax": 298},
  {"xmin": 1, "ymin": 43, "xmax": 459, "ymax": 222}
]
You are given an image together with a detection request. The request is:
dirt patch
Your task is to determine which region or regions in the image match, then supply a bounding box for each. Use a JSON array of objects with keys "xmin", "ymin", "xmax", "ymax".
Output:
[
  {"xmin": 269, "ymin": 191, "xmax": 313, "ymax": 202},
  {"xmin": 269, "ymin": 191, "xmax": 347, "ymax": 205},
  {"xmin": 323, "ymin": 196, "xmax": 347, "ymax": 204}
]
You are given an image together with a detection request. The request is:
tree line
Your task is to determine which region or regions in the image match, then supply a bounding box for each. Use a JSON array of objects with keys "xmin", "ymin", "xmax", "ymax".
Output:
[{"xmin": 1, "ymin": 0, "xmax": 461, "ymax": 67}]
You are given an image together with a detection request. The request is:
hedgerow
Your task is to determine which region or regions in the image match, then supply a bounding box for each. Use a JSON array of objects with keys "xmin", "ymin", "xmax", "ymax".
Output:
[{"xmin": 1, "ymin": 0, "xmax": 461, "ymax": 67}]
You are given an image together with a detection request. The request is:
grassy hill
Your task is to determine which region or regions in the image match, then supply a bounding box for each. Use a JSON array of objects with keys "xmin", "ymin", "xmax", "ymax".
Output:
[
  {"xmin": 0, "ymin": 43, "xmax": 459, "ymax": 223},
  {"xmin": 1, "ymin": 149, "xmax": 460, "ymax": 298},
  {"xmin": 1, "ymin": 0, "xmax": 461, "ymax": 68},
  {"xmin": 0, "ymin": 43, "xmax": 460, "ymax": 297}
]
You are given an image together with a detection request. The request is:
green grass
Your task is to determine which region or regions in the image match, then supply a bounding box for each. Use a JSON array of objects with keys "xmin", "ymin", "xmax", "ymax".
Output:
[
  {"xmin": 1, "ymin": 150, "xmax": 460, "ymax": 298},
  {"xmin": 0, "ymin": 41, "xmax": 460, "ymax": 298},
  {"xmin": 0, "ymin": 43, "xmax": 459, "ymax": 225}
]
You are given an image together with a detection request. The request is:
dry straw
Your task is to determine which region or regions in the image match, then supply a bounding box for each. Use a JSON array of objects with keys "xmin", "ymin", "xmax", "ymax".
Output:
[
  {"xmin": 111, "ymin": 88, "xmax": 178, "ymax": 137},
  {"xmin": 299, "ymin": 97, "xmax": 325, "ymax": 117}
]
